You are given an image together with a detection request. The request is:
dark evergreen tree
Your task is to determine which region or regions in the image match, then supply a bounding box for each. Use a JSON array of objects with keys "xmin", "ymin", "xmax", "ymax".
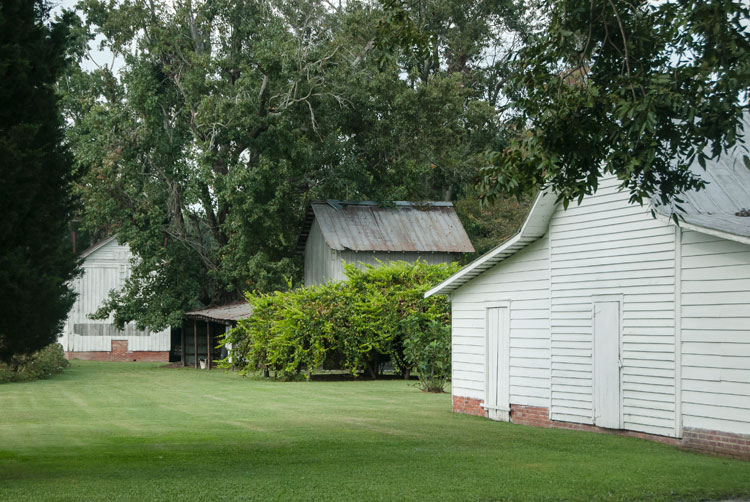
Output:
[{"xmin": 0, "ymin": 0, "xmax": 79, "ymax": 361}]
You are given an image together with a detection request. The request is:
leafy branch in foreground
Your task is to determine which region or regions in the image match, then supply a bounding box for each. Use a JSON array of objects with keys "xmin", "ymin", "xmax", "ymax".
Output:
[{"xmin": 480, "ymin": 0, "xmax": 750, "ymax": 209}]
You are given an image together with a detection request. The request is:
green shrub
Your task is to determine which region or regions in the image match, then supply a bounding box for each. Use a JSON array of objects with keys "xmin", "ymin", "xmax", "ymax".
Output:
[
  {"xmin": 403, "ymin": 320, "xmax": 451, "ymax": 392},
  {"xmin": 221, "ymin": 260, "xmax": 458, "ymax": 379},
  {"xmin": 0, "ymin": 343, "xmax": 69, "ymax": 383}
]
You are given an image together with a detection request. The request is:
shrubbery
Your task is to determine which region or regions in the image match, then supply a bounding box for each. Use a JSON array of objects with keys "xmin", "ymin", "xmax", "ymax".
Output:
[
  {"xmin": 221, "ymin": 260, "xmax": 457, "ymax": 391},
  {"xmin": 0, "ymin": 342, "xmax": 69, "ymax": 383}
]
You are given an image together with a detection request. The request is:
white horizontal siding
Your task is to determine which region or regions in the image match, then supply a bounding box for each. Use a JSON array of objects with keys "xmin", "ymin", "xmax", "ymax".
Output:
[
  {"xmin": 549, "ymin": 178, "xmax": 677, "ymax": 436},
  {"xmin": 450, "ymin": 235, "xmax": 550, "ymax": 404},
  {"xmin": 680, "ymin": 230, "xmax": 750, "ymax": 435}
]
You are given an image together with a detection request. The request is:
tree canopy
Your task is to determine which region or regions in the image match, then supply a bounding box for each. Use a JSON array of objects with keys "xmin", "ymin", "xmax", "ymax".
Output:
[
  {"xmin": 478, "ymin": 0, "xmax": 750, "ymax": 210},
  {"xmin": 64, "ymin": 0, "xmax": 528, "ymax": 329},
  {"xmin": 0, "ymin": 0, "xmax": 80, "ymax": 361}
]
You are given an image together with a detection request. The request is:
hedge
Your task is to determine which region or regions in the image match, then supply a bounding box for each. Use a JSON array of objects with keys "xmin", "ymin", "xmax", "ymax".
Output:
[
  {"xmin": 0, "ymin": 342, "xmax": 69, "ymax": 383},
  {"xmin": 221, "ymin": 260, "xmax": 458, "ymax": 389}
]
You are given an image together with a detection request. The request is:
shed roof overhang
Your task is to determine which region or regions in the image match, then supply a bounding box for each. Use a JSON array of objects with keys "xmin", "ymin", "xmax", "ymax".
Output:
[{"xmin": 184, "ymin": 303, "xmax": 253, "ymax": 325}]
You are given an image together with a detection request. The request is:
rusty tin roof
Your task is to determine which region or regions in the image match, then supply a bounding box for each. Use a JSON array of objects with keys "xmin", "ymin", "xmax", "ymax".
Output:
[
  {"xmin": 184, "ymin": 303, "xmax": 253, "ymax": 325},
  {"xmin": 296, "ymin": 201, "xmax": 475, "ymax": 254}
]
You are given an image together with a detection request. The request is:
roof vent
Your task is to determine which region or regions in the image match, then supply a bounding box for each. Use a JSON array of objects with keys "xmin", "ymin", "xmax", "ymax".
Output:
[{"xmin": 737, "ymin": 209, "xmax": 750, "ymax": 217}]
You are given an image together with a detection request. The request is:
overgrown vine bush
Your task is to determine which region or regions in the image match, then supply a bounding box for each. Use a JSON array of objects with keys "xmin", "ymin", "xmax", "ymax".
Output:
[
  {"xmin": 403, "ymin": 320, "xmax": 451, "ymax": 393},
  {"xmin": 220, "ymin": 260, "xmax": 458, "ymax": 386}
]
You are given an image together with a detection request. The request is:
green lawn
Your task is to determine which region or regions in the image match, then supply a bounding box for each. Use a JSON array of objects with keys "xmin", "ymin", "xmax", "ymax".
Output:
[{"xmin": 1, "ymin": 362, "xmax": 748, "ymax": 501}]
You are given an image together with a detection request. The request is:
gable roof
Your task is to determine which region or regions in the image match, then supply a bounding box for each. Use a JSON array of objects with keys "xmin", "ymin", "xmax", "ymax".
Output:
[
  {"xmin": 296, "ymin": 200, "xmax": 474, "ymax": 254},
  {"xmin": 80, "ymin": 236, "xmax": 118, "ymax": 258},
  {"xmin": 427, "ymin": 129, "xmax": 750, "ymax": 297}
]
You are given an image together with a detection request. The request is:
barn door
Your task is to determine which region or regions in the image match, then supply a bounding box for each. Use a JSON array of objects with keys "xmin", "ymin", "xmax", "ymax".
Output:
[
  {"xmin": 485, "ymin": 306, "xmax": 510, "ymax": 421},
  {"xmin": 593, "ymin": 301, "xmax": 621, "ymax": 429}
]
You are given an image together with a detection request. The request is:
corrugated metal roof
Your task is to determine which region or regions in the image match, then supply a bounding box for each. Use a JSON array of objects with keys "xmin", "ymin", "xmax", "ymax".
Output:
[
  {"xmin": 297, "ymin": 201, "xmax": 475, "ymax": 253},
  {"xmin": 652, "ymin": 145, "xmax": 750, "ymax": 240},
  {"xmin": 185, "ymin": 303, "xmax": 253, "ymax": 324}
]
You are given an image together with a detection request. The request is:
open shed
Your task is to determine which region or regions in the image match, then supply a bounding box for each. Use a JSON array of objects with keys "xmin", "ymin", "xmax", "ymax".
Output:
[{"xmin": 177, "ymin": 303, "xmax": 252, "ymax": 369}]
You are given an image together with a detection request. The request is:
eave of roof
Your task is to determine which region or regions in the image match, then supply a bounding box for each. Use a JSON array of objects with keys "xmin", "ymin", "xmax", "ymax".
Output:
[
  {"xmin": 425, "ymin": 191, "xmax": 558, "ymax": 297},
  {"xmin": 80, "ymin": 236, "xmax": 118, "ymax": 258}
]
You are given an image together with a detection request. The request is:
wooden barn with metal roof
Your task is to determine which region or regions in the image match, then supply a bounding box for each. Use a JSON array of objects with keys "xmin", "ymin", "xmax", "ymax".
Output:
[{"xmin": 296, "ymin": 200, "xmax": 474, "ymax": 286}]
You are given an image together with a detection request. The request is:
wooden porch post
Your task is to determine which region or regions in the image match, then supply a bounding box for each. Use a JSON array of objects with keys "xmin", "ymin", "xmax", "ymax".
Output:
[
  {"xmin": 181, "ymin": 321, "xmax": 186, "ymax": 367},
  {"xmin": 193, "ymin": 319, "xmax": 198, "ymax": 369},
  {"xmin": 206, "ymin": 321, "xmax": 211, "ymax": 370}
]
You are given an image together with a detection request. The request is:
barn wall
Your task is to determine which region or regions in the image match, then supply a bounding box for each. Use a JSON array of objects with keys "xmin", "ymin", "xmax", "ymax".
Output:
[
  {"xmin": 449, "ymin": 236, "xmax": 550, "ymax": 406},
  {"xmin": 680, "ymin": 229, "xmax": 750, "ymax": 435},
  {"xmin": 548, "ymin": 177, "xmax": 678, "ymax": 437},
  {"xmin": 336, "ymin": 251, "xmax": 457, "ymax": 281},
  {"xmin": 61, "ymin": 239, "xmax": 170, "ymax": 354},
  {"xmin": 304, "ymin": 220, "xmax": 336, "ymax": 286}
]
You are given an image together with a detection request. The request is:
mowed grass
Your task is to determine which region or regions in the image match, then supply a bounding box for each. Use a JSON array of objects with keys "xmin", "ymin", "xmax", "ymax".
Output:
[{"xmin": 1, "ymin": 362, "xmax": 749, "ymax": 501}]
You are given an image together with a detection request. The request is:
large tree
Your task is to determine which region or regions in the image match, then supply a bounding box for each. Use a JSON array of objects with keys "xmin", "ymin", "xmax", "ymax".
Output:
[
  {"xmin": 478, "ymin": 0, "xmax": 750, "ymax": 210},
  {"xmin": 64, "ymin": 0, "xmax": 526, "ymax": 329},
  {"xmin": 0, "ymin": 1, "xmax": 80, "ymax": 361}
]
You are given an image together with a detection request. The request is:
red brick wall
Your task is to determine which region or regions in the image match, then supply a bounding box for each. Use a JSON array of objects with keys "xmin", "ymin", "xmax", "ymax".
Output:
[
  {"xmin": 452, "ymin": 396, "xmax": 750, "ymax": 459},
  {"xmin": 683, "ymin": 428, "xmax": 750, "ymax": 460},
  {"xmin": 65, "ymin": 340, "xmax": 169, "ymax": 363},
  {"xmin": 452, "ymin": 396, "xmax": 487, "ymax": 417}
]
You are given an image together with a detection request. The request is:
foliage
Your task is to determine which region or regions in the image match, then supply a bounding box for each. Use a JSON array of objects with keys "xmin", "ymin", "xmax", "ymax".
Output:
[
  {"xmin": 454, "ymin": 187, "xmax": 532, "ymax": 259},
  {"xmin": 221, "ymin": 260, "xmax": 458, "ymax": 379},
  {"xmin": 402, "ymin": 319, "xmax": 451, "ymax": 392},
  {"xmin": 0, "ymin": 0, "xmax": 80, "ymax": 361},
  {"xmin": 62, "ymin": 0, "xmax": 525, "ymax": 330},
  {"xmin": 0, "ymin": 343, "xmax": 69, "ymax": 383},
  {"xmin": 479, "ymin": 0, "xmax": 750, "ymax": 210}
]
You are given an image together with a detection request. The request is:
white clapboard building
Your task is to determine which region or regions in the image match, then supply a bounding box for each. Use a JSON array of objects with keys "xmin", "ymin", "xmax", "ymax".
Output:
[
  {"xmin": 297, "ymin": 200, "xmax": 474, "ymax": 286},
  {"xmin": 426, "ymin": 148, "xmax": 750, "ymax": 458},
  {"xmin": 60, "ymin": 237, "xmax": 170, "ymax": 361}
]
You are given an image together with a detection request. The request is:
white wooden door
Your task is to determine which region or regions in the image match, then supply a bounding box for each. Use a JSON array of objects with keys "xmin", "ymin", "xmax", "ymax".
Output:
[
  {"xmin": 593, "ymin": 301, "xmax": 621, "ymax": 429},
  {"xmin": 485, "ymin": 306, "xmax": 510, "ymax": 421}
]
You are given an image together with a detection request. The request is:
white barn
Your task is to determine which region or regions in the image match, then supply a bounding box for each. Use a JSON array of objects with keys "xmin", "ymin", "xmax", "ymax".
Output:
[
  {"xmin": 297, "ymin": 200, "xmax": 474, "ymax": 286},
  {"xmin": 60, "ymin": 237, "xmax": 171, "ymax": 362},
  {"xmin": 426, "ymin": 153, "xmax": 750, "ymax": 459}
]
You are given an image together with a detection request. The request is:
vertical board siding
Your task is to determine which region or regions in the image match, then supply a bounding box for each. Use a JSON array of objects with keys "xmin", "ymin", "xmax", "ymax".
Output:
[
  {"xmin": 680, "ymin": 230, "xmax": 750, "ymax": 435},
  {"xmin": 304, "ymin": 221, "xmax": 333, "ymax": 286},
  {"xmin": 63, "ymin": 239, "xmax": 170, "ymax": 352},
  {"xmin": 450, "ymin": 236, "xmax": 550, "ymax": 404},
  {"xmin": 549, "ymin": 177, "xmax": 678, "ymax": 436}
]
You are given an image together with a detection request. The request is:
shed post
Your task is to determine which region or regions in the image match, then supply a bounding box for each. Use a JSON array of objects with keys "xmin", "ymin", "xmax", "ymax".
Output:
[
  {"xmin": 193, "ymin": 319, "xmax": 198, "ymax": 369},
  {"xmin": 181, "ymin": 321, "xmax": 186, "ymax": 367},
  {"xmin": 206, "ymin": 321, "xmax": 211, "ymax": 370}
]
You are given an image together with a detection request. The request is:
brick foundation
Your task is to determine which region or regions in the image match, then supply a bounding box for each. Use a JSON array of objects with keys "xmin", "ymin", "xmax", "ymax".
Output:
[
  {"xmin": 682, "ymin": 428, "xmax": 750, "ymax": 460},
  {"xmin": 453, "ymin": 396, "xmax": 749, "ymax": 459},
  {"xmin": 452, "ymin": 395, "xmax": 487, "ymax": 417},
  {"xmin": 65, "ymin": 340, "xmax": 169, "ymax": 363}
]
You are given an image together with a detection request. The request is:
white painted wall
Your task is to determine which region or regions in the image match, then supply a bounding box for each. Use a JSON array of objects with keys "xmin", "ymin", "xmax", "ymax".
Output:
[
  {"xmin": 450, "ymin": 235, "xmax": 550, "ymax": 406},
  {"xmin": 60, "ymin": 238, "xmax": 170, "ymax": 352},
  {"xmin": 680, "ymin": 229, "xmax": 750, "ymax": 435},
  {"xmin": 548, "ymin": 177, "xmax": 678, "ymax": 436},
  {"xmin": 448, "ymin": 176, "xmax": 750, "ymax": 439}
]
